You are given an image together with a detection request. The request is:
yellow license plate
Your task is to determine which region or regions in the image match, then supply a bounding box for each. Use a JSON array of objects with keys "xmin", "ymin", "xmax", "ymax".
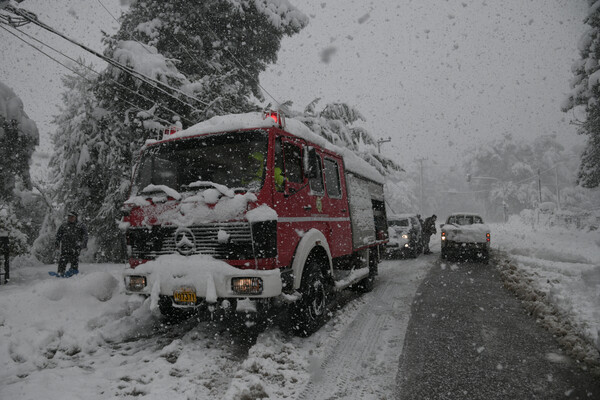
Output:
[{"xmin": 173, "ymin": 288, "xmax": 197, "ymax": 304}]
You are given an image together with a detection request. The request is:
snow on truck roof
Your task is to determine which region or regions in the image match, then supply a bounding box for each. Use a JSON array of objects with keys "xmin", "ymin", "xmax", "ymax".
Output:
[{"xmin": 147, "ymin": 112, "xmax": 385, "ymax": 184}]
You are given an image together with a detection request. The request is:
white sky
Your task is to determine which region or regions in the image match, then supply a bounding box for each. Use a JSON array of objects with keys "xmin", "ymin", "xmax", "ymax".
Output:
[
  {"xmin": 0, "ymin": 0, "xmax": 590, "ymax": 177},
  {"xmin": 259, "ymin": 0, "xmax": 589, "ymax": 165}
]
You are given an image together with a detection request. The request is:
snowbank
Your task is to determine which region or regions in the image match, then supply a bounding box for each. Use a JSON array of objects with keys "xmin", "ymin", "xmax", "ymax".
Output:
[{"xmin": 491, "ymin": 217, "xmax": 600, "ymax": 374}]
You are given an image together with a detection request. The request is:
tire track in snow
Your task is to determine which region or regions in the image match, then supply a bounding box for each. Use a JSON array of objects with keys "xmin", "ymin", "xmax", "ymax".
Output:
[{"xmin": 298, "ymin": 259, "xmax": 430, "ymax": 400}]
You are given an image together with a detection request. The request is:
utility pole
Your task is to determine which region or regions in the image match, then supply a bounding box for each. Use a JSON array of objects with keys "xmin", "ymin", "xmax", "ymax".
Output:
[
  {"xmin": 417, "ymin": 158, "xmax": 425, "ymax": 215},
  {"xmin": 537, "ymin": 168, "xmax": 542, "ymax": 204},
  {"xmin": 555, "ymin": 165, "xmax": 560, "ymax": 210},
  {"xmin": 377, "ymin": 137, "xmax": 391, "ymax": 154}
]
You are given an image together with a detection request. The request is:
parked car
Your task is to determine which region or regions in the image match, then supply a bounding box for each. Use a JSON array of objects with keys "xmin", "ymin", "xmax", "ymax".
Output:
[
  {"xmin": 385, "ymin": 214, "xmax": 423, "ymax": 258},
  {"xmin": 440, "ymin": 212, "xmax": 491, "ymax": 263}
]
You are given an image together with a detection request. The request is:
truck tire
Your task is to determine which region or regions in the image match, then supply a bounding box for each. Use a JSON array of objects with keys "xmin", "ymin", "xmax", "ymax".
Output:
[
  {"xmin": 480, "ymin": 249, "xmax": 490, "ymax": 264},
  {"xmin": 410, "ymin": 246, "xmax": 418, "ymax": 259},
  {"xmin": 290, "ymin": 256, "xmax": 329, "ymax": 337}
]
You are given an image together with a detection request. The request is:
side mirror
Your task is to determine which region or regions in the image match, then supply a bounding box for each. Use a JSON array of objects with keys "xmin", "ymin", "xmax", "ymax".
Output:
[{"xmin": 303, "ymin": 146, "xmax": 318, "ymax": 179}]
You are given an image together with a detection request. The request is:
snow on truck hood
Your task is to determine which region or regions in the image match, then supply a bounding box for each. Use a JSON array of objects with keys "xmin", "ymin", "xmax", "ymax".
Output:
[
  {"xmin": 124, "ymin": 186, "xmax": 277, "ymax": 226},
  {"xmin": 145, "ymin": 112, "xmax": 385, "ymax": 185}
]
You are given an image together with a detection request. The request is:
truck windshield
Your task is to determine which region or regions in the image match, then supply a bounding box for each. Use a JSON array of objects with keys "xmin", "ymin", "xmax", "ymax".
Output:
[{"xmin": 132, "ymin": 130, "xmax": 268, "ymax": 195}]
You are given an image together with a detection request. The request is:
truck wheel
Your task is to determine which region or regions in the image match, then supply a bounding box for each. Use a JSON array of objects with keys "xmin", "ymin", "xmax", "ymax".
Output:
[
  {"xmin": 410, "ymin": 246, "xmax": 418, "ymax": 259},
  {"xmin": 354, "ymin": 248, "xmax": 377, "ymax": 293},
  {"xmin": 290, "ymin": 257, "xmax": 329, "ymax": 337},
  {"xmin": 480, "ymin": 249, "xmax": 490, "ymax": 264}
]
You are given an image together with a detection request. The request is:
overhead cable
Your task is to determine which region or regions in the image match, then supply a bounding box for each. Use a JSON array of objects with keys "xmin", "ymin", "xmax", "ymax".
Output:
[
  {"xmin": 5, "ymin": 4, "xmax": 211, "ymax": 111},
  {"xmin": 3, "ymin": 23, "xmax": 193, "ymax": 127}
]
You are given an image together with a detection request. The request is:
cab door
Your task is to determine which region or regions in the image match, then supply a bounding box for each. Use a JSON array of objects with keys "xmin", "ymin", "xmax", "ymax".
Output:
[
  {"xmin": 321, "ymin": 156, "xmax": 352, "ymax": 257},
  {"xmin": 272, "ymin": 136, "xmax": 314, "ymax": 267}
]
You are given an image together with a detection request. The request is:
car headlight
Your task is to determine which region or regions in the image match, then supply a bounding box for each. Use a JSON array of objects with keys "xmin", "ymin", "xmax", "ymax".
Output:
[{"xmin": 402, "ymin": 234, "xmax": 409, "ymax": 239}]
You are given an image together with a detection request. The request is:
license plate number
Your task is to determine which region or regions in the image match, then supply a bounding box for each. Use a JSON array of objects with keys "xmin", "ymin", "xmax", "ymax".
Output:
[{"xmin": 173, "ymin": 288, "xmax": 197, "ymax": 304}]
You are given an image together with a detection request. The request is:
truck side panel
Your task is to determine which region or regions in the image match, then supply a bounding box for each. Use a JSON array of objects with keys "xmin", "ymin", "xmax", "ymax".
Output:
[{"xmin": 346, "ymin": 173, "xmax": 376, "ymax": 249}]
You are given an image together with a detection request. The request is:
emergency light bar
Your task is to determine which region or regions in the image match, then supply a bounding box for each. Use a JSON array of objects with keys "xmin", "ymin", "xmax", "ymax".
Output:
[
  {"xmin": 162, "ymin": 121, "xmax": 182, "ymax": 139},
  {"xmin": 263, "ymin": 110, "xmax": 285, "ymax": 129}
]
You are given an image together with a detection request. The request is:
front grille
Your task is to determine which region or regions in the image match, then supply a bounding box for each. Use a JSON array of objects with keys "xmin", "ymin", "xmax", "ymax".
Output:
[{"xmin": 128, "ymin": 222, "xmax": 254, "ymax": 260}]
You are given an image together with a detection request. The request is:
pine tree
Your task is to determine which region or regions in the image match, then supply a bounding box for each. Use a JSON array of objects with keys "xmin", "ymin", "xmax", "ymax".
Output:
[
  {"xmin": 286, "ymin": 99, "xmax": 403, "ymax": 176},
  {"xmin": 562, "ymin": 1, "xmax": 600, "ymax": 188},
  {"xmin": 0, "ymin": 81, "xmax": 40, "ymax": 256},
  {"xmin": 0, "ymin": 82, "xmax": 39, "ymax": 200},
  {"xmin": 50, "ymin": 1, "xmax": 308, "ymax": 261},
  {"xmin": 465, "ymin": 134, "xmax": 573, "ymax": 217}
]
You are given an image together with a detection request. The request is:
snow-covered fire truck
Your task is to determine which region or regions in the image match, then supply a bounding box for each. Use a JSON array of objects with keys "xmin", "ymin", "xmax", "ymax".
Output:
[{"xmin": 121, "ymin": 111, "xmax": 388, "ymax": 335}]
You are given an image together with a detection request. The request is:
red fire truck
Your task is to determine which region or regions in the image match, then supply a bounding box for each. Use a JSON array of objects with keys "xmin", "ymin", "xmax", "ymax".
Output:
[{"xmin": 122, "ymin": 111, "xmax": 388, "ymax": 336}]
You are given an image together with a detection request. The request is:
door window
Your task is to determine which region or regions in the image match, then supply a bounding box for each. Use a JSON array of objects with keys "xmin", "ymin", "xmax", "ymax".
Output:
[
  {"xmin": 283, "ymin": 141, "xmax": 303, "ymax": 184},
  {"xmin": 324, "ymin": 158, "xmax": 342, "ymax": 198},
  {"xmin": 309, "ymin": 154, "xmax": 324, "ymax": 195}
]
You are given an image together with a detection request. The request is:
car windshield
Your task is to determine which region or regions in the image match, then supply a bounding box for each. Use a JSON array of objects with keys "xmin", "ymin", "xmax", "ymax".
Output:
[
  {"xmin": 390, "ymin": 219, "xmax": 410, "ymax": 228},
  {"xmin": 447, "ymin": 215, "xmax": 483, "ymax": 225},
  {"xmin": 132, "ymin": 130, "xmax": 268, "ymax": 195}
]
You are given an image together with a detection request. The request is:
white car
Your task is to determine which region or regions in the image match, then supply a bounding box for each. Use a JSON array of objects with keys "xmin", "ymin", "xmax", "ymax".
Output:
[
  {"xmin": 385, "ymin": 214, "xmax": 423, "ymax": 258},
  {"xmin": 440, "ymin": 213, "xmax": 491, "ymax": 263}
]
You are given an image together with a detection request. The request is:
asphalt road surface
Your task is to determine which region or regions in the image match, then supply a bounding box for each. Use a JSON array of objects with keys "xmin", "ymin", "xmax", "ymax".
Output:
[{"xmin": 395, "ymin": 256, "xmax": 600, "ymax": 400}]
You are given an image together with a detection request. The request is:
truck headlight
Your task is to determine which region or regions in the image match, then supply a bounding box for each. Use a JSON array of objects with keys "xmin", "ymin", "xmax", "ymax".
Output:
[
  {"xmin": 125, "ymin": 275, "xmax": 147, "ymax": 291},
  {"xmin": 232, "ymin": 277, "xmax": 263, "ymax": 295}
]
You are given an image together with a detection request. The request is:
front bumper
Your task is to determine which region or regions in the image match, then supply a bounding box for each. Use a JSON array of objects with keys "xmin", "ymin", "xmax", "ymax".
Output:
[
  {"xmin": 442, "ymin": 241, "xmax": 489, "ymax": 251},
  {"xmin": 123, "ymin": 254, "xmax": 283, "ymax": 305}
]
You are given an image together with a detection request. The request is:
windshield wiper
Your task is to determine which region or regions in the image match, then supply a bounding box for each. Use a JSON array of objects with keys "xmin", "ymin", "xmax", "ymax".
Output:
[
  {"xmin": 184, "ymin": 181, "xmax": 235, "ymax": 198},
  {"xmin": 140, "ymin": 184, "xmax": 181, "ymax": 200}
]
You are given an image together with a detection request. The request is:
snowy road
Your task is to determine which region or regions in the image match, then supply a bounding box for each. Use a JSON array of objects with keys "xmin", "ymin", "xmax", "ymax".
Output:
[
  {"xmin": 297, "ymin": 257, "xmax": 430, "ymax": 399},
  {"xmin": 396, "ymin": 255, "xmax": 600, "ymax": 399},
  {"xmin": 0, "ymin": 257, "xmax": 430, "ymax": 399}
]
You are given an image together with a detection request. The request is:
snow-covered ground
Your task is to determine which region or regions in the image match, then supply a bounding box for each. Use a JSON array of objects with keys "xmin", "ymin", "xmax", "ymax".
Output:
[
  {"xmin": 1, "ymin": 219, "xmax": 599, "ymax": 399},
  {"xmin": 0, "ymin": 258, "xmax": 429, "ymax": 399},
  {"xmin": 490, "ymin": 217, "xmax": 600, "ymax": 372}
]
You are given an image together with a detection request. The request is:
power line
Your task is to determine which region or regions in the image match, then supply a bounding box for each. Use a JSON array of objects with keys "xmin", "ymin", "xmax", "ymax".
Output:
[
  {"xmin": 2, "ymin": 25, "xmax": 170, "ymax": 127},
  {"xmin": 4, "ymin": 4, "xmax": 211, "ymax": 112},
  {"xmin": 12, "ymin": 25, "xmax": 193, "ymax": 125},
  {"xmin": 95, "ymin": 0, "xmax": 154, "ymax": 55},
  {"xmin": 0, "ymin": 24, "xmax": 91, "ymax": 82},
  {"xmin": 3, "ymin": 23, "xmax": 193, "ymax": 127}
]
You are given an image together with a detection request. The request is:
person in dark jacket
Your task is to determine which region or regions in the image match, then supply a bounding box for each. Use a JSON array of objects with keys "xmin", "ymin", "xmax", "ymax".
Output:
[
  {"xmin": 55, "ymin": 211, "xmax": 88, "ymax": 276},
  {"xmin": 422, "ymin": 214, "xmax": 437, "ymax": 254}
]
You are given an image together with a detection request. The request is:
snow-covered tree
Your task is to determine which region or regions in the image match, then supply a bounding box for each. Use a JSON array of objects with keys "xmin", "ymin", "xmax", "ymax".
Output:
[
  {"xmin": 0, "ymin": 81, "xmax": 39, "ymax": 199},
  {"xmin": 50, "ymin": 1, "xmax": 308, "ymax": 261},
  {"xmin": 0, "ymin": 204, "xmax": 28, "ymax": 257},
  {"xmin": 286, "ymin": 100, "xmax": 403, "ymax": 176},
  {"xmin": 465, "ymin": 134, "xmax": 575, "ymax": 220},
  {"xmin": 0, "ymin": 82, "xmax": 40, "ymax": 256},
  {"xmin": 562, "ymin": 1, "xmax": 600, "ymax": 188}
]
